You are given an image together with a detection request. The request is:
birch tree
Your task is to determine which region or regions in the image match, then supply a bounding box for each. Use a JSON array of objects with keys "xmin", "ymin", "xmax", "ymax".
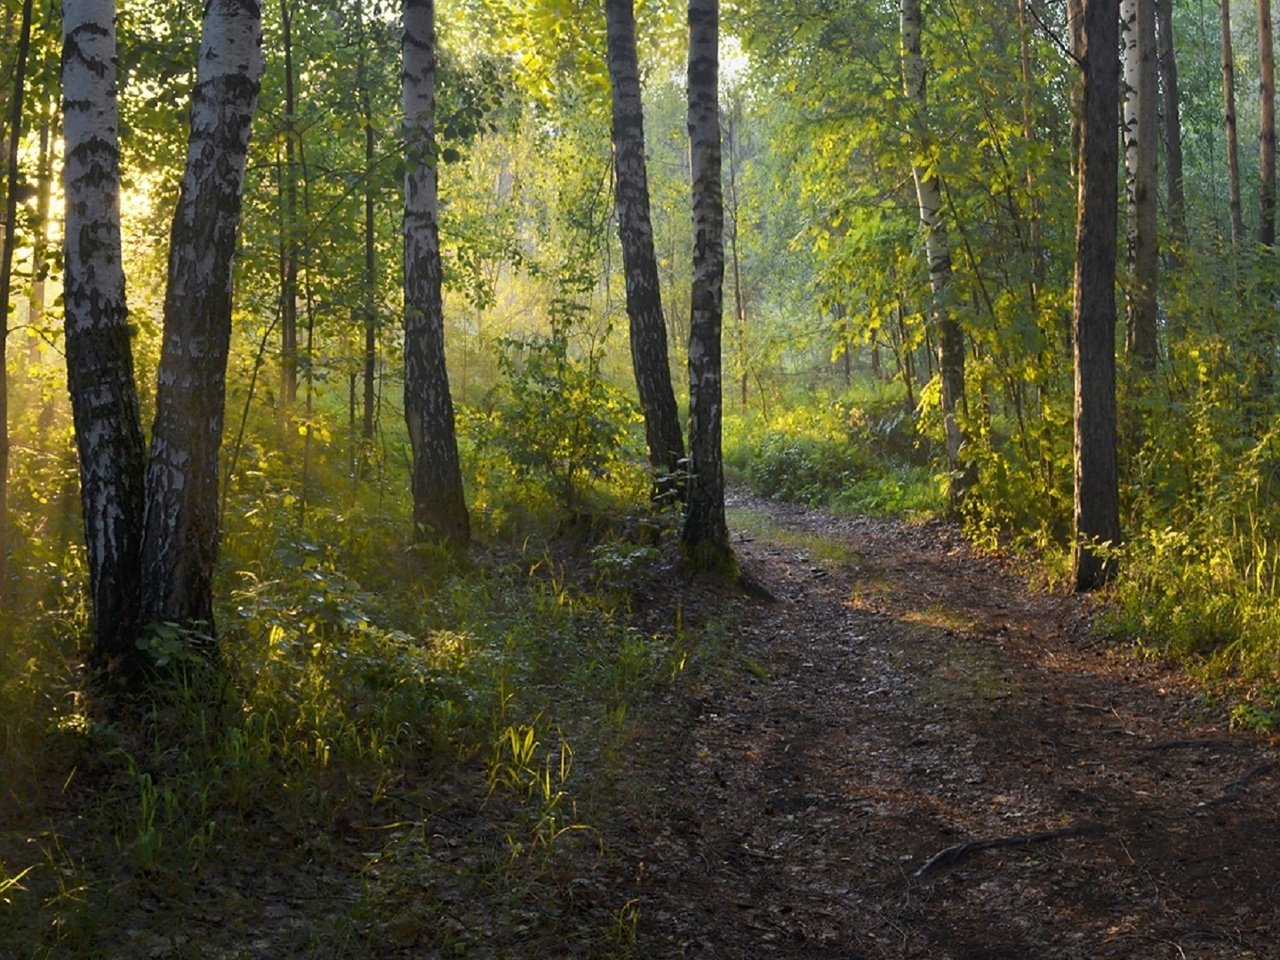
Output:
[
  {"xmin": 139, "ymin": 0, "xmax": 264, "ymax": 632},
  {"xmin": 901, "ymin": 0, "xmax": 967, "ymax": 508},
  {"xmin": 681, "ymin": 0, "xmax": 731, "ymax": 568},
  {"xmin": 604, "ymin": 0, "xmax": 686, "ymax": 498},
  {"xmin": 402, "ymin": 0, "xmax": 470, "ymax": 548},
  {"xmin": 1071, "ymin": 0, "xmax": 1122, "ymax": 591},
  {"xmin": 1122, "ymin": 0, "xmax": 1158, "ymax": 368},
  {"xmin": 61, "ymin": 0, "xmax": 148, "ymax": 672}
]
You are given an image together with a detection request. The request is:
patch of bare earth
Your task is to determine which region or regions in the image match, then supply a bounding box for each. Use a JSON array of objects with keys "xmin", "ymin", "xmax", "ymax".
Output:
[{"xmin": 610, "ymin": 490, "xmax": 1280, "ymax": 959}]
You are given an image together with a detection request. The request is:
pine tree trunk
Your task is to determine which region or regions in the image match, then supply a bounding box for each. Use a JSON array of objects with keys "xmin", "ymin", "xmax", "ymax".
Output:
[
  {"xmin": 901, "ymin": 0, "xmax": 967, "ymax": 510},
  {"xmin": 1071, "ymin": 0, "xmax": 1122, "ymax": 591},
  {"xmin": 1122, "ymin": 0, "xmax": 1159, "ymax": 369},
  {"xmin": 140, "ymin": 0, "xmax": 264, "ymax": 634},
  {"xmin": 1156, "ymin": 0, "xmax": 1187, "ymax": 247},
  {"xmin": 1223, "ymin": 0, "xmax": 1246, "ymax": 243},
  {"xmin": 402, "ymin": 0, "xmax": 469, "ymax": 548},
  {"xmin": 1261, "ymin": 0, "xmax": 1277, "ymax": 246},
  {"xmin": 62, "ymin": 0, "xmax": 149, "ymax": 673},
  {"xmin": 604, "ymin": 0, "xmax": 686, "ymax": 498},
  {"xmin": 681, "ymin": 0, "xmax": 731, "ymax": 569}
]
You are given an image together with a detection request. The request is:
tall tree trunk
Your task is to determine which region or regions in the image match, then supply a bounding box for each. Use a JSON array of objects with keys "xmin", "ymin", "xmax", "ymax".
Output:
[
  {"xmin": 0, "ymin": 0, "xmax": 32, "ymax": 587},
  {"xmin": 1071, "ymin": 0, "xmax": 1122, "ymax": 591},
  {"xmin": 62, "ymin": 0, "xmax": 149, "ymax": 674},
  {"xmin": 402, "ymin": 0, "xmax": 469, "ymax": 548},
  {"xmin": 1223, "ymin": 0, "xmax": 1246, "ymax": 243},
  {"xmin": 29, "ymin": 93, "xmax": 55, "ymax": 337},
  {"xmin": 279, "ymin": 0, "xmax": 299, "ymax": 410},
  {"xmin": 140, "ymin": 0, "xmax": 264, "ymax": 633},
  {"xmin": 901, "ymin": 0, "xmax": 968, "ymax": 510},
  {"xmin": 1017, "ymin": 0, "xmax": 1045, "ymax": 297},
  {"xmin": 725, "ymin": 96, "xmax": 749, "ymax": 411},
  {"xmin": 681, "ymin": 0, "xmax": 730, "ymax": 568},
  {"xmin": 360, "ymin": 11, "xmax": 377, "ymax": 461},
  {"xmin": 1122, "ymin": 0, "xmax": 1159, "ymax": 369},
  {"xmin": 1261, "ymin": 0, "xmax": 1277, "ymax": 246},
  {"xmin": 1156, "ymin": 0, "xmax": 1187, "ymax": 249},
  {"xmin": 604, "ymin": 0, "xmax": 686, "ymax": 498}
]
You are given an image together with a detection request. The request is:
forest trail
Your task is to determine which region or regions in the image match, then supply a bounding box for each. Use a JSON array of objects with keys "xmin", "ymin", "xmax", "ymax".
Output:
[{"xmin": 613, "ymin": 490, "xmax": 1280, "ymax": 959}]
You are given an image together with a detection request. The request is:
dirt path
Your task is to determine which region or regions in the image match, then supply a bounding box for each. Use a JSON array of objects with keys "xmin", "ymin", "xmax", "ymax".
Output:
[{"xmin": 617, "ymin": 491, "xmax": 1280, "ymax": 959}]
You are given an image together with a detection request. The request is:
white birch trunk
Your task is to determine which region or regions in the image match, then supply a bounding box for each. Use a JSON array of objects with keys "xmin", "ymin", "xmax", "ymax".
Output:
[
  {"xmin": 402, "ymin": 0, "xmax": 469, "ymax": 547},
  {"xmin": 140, "ymin": 0, "xmax": 263, "ymax": 634},
  {"xmin": 1122, "ymin": 0, "xmax": 1159, "ymax": 368},
  {"xmin": 62, "ymin": 0, "xmax": 149, "ymax": 671},
  {"xmin": 901, "ymin": 0, "xmax": 967, "ymax": 506}
]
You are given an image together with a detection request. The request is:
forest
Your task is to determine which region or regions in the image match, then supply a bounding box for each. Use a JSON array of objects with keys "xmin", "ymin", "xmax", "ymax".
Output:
[{"xmin": 4, "ymin": 0, "xmax": 1280, "ymax": 955}]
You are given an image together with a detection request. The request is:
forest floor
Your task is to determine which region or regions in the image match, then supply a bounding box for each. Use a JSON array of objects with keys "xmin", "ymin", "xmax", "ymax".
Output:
[
  {"xmin": 593, "ymin": 488, "xmax": 1280, "ymax": 959},
  {"xmin": 8, "ymin": 488, "xmax": 1280, "ymax": 959}
]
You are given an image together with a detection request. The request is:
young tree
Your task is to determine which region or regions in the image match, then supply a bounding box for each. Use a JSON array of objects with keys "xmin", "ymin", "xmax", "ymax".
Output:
[
  {"xmin": 1223, "ymin": 0, "xmax": 1246, "ymax": 243},
  {"xmin": 1122, "ymin": 0, "xmax": 1159, "ymax": 369},
  {"xmin": 1071, "ymin": 0, "xmax": 1122, "ymax": 591},
  {"xmin": 278, "ymin": 0, "xmax": 300, "ymax": 410},
  {"xmin": 604, "ymin": 0, "xmax": 686, "ymax": 497},
  {"xmin": 61, "ymin": 0, "xmax": 148, "ymax": 672},
  {"xmin": 901, "ymin": 0, "xmax": 967, "ymax": 507},
  {"xmin": 139, "ymin": 0, "xmax": 265, "ymax": 632},
  {"xmin": 681, "ymin": 0, "xmax": 730, "ymax": 567},
  {"xmin": 0, "ymin": 0, "xmax": 33, "ymax": 586},
  {"xmin": 1261, "ymin": 0, "xmax": 1277, "ymax": 246},
  {"xmin": 402, "ymin": 0, "xmax": 470, "ymax": 548}
]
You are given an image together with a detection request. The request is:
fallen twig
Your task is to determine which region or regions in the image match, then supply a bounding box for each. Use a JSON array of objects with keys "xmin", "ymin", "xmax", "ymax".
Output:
[{"xmin": 912, "ymin": 825, "xmax": 1107, "ymax": 879}]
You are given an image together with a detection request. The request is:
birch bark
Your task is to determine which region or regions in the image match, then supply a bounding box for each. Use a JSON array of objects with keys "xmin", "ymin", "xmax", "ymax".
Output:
[
  {"xmin": 901, "ymin": 0, "xmax": 967, "ymax": 509},
  {"xmin": 681, "ymin": 0, "xmax": 731, "ymax": 567},
  {"xmin": 140, "ymin": 0, "xmax": 264, "ymax": 632},
  {"xmin": 61, "ymin": 0, "xmax": 148, "ymax": 670},
  {"xmin": 604, "ymin": 0, "xmax": 686, "ymax": 497},
  {"xmin": 402, "ymin": 0, "xmax": 469, "ymax": 548},
  {"xmin": 1122, "ymin": 0, "xmax": 1159, "ymax": 368}
]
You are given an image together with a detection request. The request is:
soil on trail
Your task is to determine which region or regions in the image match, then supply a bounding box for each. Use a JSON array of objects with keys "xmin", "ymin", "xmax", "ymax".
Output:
[{"xmin": 614, "ymin": 490, "xmax": 1280, "ymax": 959}]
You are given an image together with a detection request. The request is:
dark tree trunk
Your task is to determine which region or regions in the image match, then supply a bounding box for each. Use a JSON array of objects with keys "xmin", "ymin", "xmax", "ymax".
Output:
[
  {"xmin": 402, "ymin": 0, "xmax": 469, "ymax": 548},
  {"xmin": 279, "ymin": 0, "xmax": 299, "ymax": 410},
  {"xmin": 361, "ymin": 22, "xmax": 377, "ymax": 456},
  {"xmin": 1070, "ymin": 0, "xmax": 1122, "ymax": 591},
  {"xmin": 604, "ymin": 0, "xmax": 686, "ymax": 498},
  {"xmin": 1223, "ymin": 0, "xmax": 1246, "ymax": 243},
  {"xmin": 1156, "ymin": 0, "xmax": 1186, "ymax": 247},
  {"xmin": 0, "ymin": 0, "xmax": 32, "ymax": 586},
  {"xmin": 1261, "ymin": 0, "xmax": 1277, "ymax": 246},
  {"xmin": 61, "ymin": 0, "xmax": 148, "ymax": 675},
  {"xmin": 140, "ymin": 0, "xmax": 264, "ymax": 634},
  {"xmin": 681, "ymin": 0, "xmax": 731, "ymax": 569}
]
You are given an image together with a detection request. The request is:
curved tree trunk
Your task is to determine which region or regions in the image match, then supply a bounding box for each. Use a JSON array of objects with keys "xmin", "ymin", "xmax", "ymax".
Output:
[
  {"xmin": 62, "ymin": 0, "xmax": 148, "ymax": 674},
  {"xmin": 1071, "ymin": 0, "xmax": 1122, "ymax": 591},
  {"xmin": 1122, "ymin": 0, "xmax": 1159, "ymax": 369},
  {"xmin": 604, "ymin": 0, "xmax": 686, "ymax": 499},
  {"xmin": 402, "ymin": 0, "xmax": 469, "ymax": 548},
  {"xmin": 901, "ymin": 0, "xmax": 968, "ymax": 510},
  {"xmin": 140, "ymin": 0, "xmax": 264, "ymax": 634},
  {"xmin": 681, "ymin": 0, "xmax": 731, "ymax": 568}
]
